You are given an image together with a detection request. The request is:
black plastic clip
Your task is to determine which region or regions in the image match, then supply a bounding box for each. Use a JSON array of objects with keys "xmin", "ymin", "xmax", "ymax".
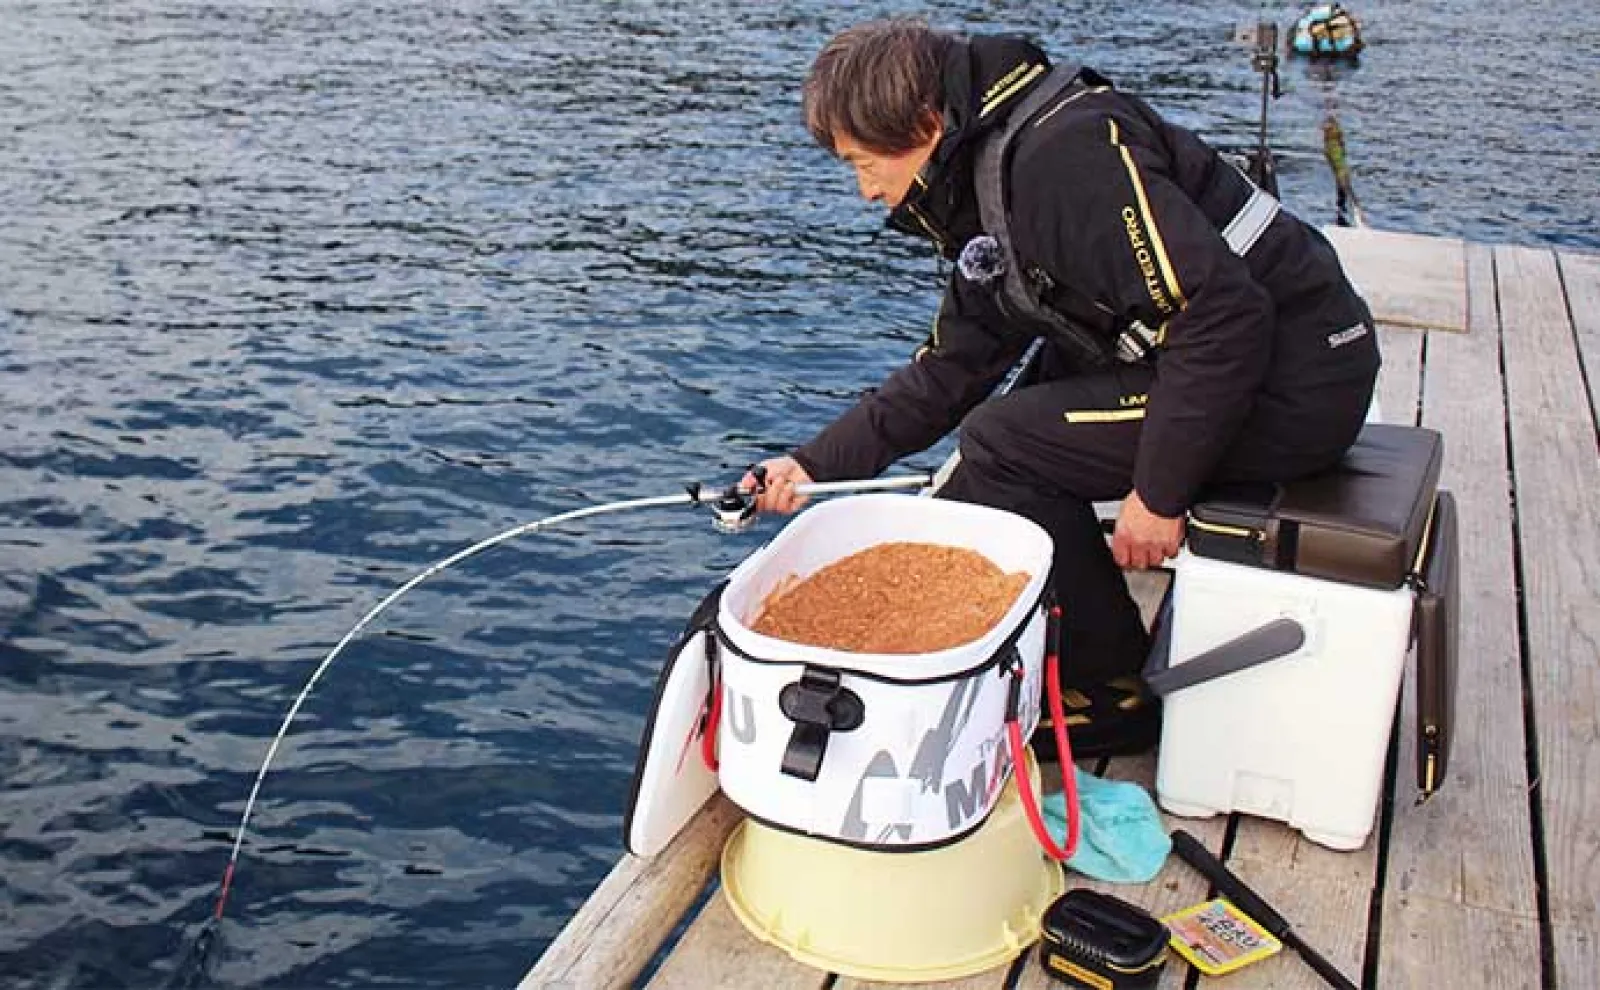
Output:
[
  {"xmin": 778, "ymin": 667, "xmax": 865, "ymax": 781},
  {"xmin": 997, "ymin": 644, "xmax": 1025, "ymax": 721}
]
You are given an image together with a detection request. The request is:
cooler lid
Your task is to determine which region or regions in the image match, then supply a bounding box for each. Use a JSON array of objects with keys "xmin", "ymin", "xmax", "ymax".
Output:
[{"xmin": 623, "ymin": 593, "xmax": 722, "ymax": 858}]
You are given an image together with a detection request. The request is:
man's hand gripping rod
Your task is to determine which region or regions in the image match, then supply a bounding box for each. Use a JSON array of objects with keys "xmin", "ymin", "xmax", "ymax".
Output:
[{"xmin": 686, "ymin": 466, "xmax": 935, "ymax": 533}]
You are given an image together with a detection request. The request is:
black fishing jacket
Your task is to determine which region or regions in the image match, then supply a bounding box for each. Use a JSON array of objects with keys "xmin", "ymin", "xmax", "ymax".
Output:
[{"xmin": 792, "ymin": 35, "xmax": 1380, "ymax": 517}]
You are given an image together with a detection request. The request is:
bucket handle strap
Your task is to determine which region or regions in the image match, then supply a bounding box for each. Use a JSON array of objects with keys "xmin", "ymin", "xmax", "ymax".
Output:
[
  {"xmin": 1006, "ymin": 605, "xmax": 1080, "ymax": 862},
  {"xmin": 675, "ymin": 581, "xmax": 725, "ymax": 774},
  {"xmin": 701, "ymin": 666, "xmax": 722, "ymax": 773}
]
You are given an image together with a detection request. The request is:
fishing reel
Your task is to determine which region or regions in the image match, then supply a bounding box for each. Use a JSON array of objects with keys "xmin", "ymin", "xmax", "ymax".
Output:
[
  {"xmin": 686, "ymin": 464, "xmax": 767, "ymax": 534},
  {"xmin": 685, "ymin": 466, "xmax": 936, "ymax": 534}
]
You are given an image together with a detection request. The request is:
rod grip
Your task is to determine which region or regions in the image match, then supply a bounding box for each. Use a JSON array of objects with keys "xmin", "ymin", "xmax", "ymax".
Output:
[{"xmin": 1169, "ymin": 830, "xmax": 1291, "ymax": 939}]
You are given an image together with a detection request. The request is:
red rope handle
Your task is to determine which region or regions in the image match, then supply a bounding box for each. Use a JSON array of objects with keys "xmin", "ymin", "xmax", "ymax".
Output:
[
  {"xmin": 700, "ymin": 677, "xmax": 722, "ymax": 772},
  {"xmin": 1008, "ymin": 643, "xmax": 1080, "ymax": 862}
]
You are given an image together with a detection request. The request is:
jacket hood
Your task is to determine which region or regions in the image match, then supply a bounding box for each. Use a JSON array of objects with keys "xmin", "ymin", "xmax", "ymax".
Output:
[{"xmin": 887, "ymin": 34, "xmax": 1052, "ymax": 257}]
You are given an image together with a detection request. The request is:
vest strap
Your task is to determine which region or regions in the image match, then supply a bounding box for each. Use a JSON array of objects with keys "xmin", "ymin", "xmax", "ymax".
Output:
[{"xmin": 974, "ymin": 65, "xmax": 1116, "ymax": 370}]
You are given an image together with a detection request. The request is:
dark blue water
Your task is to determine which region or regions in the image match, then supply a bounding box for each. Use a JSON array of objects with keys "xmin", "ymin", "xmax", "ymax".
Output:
[{"xmin": 1, "ymin": 2, "xmax": 1594, "ymax": 987}]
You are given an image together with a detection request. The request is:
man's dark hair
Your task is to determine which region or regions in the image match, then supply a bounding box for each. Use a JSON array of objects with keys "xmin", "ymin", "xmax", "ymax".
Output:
[{"xmin": 803, "ymin": 19, "xmax": 952, "ymax": 155}]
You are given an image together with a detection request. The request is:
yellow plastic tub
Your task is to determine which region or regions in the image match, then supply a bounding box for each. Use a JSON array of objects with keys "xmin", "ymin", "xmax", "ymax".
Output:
[{"xmin": 719, "ymin": 749, "xmax": 1063, "ymax": 983}]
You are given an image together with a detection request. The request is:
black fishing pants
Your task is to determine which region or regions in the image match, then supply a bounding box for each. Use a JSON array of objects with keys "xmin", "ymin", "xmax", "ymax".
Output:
[{"xmin": 935, "ymin": 362, "xmax": 1375, "ymax": 687}]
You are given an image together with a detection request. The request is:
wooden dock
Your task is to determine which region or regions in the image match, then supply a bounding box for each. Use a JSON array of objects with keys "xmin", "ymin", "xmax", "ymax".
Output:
[{"xmin": 521, "ymin": 230, "xmax": 1600, "ymax": 990}]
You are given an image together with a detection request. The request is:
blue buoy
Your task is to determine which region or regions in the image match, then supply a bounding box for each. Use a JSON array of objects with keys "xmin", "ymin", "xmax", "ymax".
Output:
[{"xmin": 1291, "ymin": 4, "xmax": 1365, "ymax": 58}]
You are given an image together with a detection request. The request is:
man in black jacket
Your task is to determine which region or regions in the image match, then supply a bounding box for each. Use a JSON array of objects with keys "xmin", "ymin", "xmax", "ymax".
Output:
[{"xmin": 745, "ymin": 19, "xmax": 1379, "ymax": 755}]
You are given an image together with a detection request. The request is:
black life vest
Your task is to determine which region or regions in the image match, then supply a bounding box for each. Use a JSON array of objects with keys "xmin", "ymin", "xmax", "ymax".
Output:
[{"xmin": 971, "ymin": 66, "xmax": 1283, "ymax": 370}]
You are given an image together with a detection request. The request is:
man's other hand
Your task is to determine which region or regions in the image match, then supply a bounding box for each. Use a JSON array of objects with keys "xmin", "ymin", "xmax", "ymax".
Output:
[
  {"xmin": 741, "ymin": 456, "xmax": 814, "ymax": 515},
  {"xmin": 1113, "ymin": 490, "xmax": 1184, "ymax": 569}
]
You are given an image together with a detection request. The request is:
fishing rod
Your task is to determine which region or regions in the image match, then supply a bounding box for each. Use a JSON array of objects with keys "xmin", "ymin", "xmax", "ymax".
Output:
[{"xmin": 209, "ymin": 469, "xmax": 932, "ymax": 923}]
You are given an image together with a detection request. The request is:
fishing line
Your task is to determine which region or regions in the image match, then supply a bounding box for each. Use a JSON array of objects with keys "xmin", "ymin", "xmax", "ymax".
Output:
[{"xmin": 209, "ymin": 472, "xmax": 931, "ymax": 924}]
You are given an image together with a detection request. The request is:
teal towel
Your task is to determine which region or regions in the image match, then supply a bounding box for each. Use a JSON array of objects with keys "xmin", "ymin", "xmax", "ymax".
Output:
[{"xmin": 1043, "ymin": 769, "xmax": 1171, "ymax": 883}]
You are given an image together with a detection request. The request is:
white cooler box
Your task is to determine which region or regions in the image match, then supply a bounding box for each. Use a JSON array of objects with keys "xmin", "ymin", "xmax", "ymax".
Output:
[
  {"xmin": 1147, "ymin": 425, "xmax": 1460, "ymax": 851},
  {"xmin": 1152, "ymin": 551, "xmax": 1414, "ymax": 849}
]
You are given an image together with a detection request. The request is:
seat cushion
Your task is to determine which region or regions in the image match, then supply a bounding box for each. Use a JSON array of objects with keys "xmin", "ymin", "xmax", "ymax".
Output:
[{"xmin": 1188, "ymin": 424, "xmax": 1444, "ymax": 589}]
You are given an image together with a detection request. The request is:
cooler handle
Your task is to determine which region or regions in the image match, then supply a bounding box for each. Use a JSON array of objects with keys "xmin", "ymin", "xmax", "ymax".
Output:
[{"xmin": 1142, "ymin": 604, "xmax": 1307, "ymax": 698}]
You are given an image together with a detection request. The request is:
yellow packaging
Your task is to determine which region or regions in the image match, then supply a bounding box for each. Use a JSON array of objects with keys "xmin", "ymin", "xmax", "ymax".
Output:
[{"xmin": 1161, "ymin": 899, "xmax": 1283, "ymax": 976}]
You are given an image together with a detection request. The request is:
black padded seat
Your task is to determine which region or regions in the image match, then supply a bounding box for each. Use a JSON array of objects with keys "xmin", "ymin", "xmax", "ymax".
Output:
[{"xmin": 1187, "ymin": 424, "xmax": 1444, "ymax": 590}]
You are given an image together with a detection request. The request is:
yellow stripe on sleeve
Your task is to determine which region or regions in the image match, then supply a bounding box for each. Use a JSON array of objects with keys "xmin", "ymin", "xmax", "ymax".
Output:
[
  {"xmin": 1108, "ymin": 120, "xmax": 1187, "ymax": 310},
  {"xmin": 1063, "ymin": 408, "xmax": 1147, "ymax": 424}
]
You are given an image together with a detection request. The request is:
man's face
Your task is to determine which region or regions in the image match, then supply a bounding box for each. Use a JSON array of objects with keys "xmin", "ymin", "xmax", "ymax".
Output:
[{"xmin": 833, "ymin": 125, "xmax": 941, "ymax": 209}]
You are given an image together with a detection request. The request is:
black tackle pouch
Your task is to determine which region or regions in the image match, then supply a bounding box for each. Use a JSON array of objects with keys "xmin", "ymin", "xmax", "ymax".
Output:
[
  {"xmin": 1038, "ymin": 889, "xmax": 1168, "ymax": 989},
  {"xmin": 1412, "ymin": 490, "xmax": 1459, "ymax": 798}
]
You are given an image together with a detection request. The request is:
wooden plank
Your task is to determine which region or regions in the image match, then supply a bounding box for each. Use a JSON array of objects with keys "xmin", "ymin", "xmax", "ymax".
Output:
[
  {"xmin": 1382, "ymin": 242, "xmax": 1540, "ymax": 914},
  {"xmin": 1220, "ymin": 829, "xmax": 1373, "ymax": 989},
  {"xmin": 646, "ymin": 893, "xmax": 830, "ymax": 990},
  {"xmin": 1375, "ymin": 242, "xmax": 1542, "ymax": 988},
  {"xmin": 1377, "ymin": 894, "xmax": 1541, "ymax": 990},
  {"xmin": 1323, "ymin": 226, "xmax": 1469, "ymax": 332},
  {"xmin": 1496, "ymin": 244, "xmax": 1600, "ymax": 935},
  {"xmin": 1209, "ymin": 319, "xmax": 1430, "ymax": 990},
  {"xmin": 1554, "ymin": 920, "xmax": 1600, "ymax": 990},
  {"xmin": 1558, "ymin": 250, "xmax": 1600, "ymax": 416},
  {"xmin": 519, "ymin": 795, "xmax": 741, "ymax": 990},
  {"xmin": 1014, "ymin": 570, "xmax": 1232, "ymax": 990},
  {"xmin": 1375, "ymin": 322, "xmax": 1424, "ymax": 426}
]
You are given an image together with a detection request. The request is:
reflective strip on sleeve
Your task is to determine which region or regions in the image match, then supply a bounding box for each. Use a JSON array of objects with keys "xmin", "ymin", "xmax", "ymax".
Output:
[
  {"xmin": 1220, "ymin": 186, "xmax": 1280, "ymax": 256},
  {"xmin": 1031, "ymin": 85, "xmax": 1109, "ymax": 129}
]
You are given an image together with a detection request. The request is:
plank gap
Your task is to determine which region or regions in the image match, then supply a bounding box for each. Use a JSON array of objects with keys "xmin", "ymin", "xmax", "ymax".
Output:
[
  {"xmin": 1554, "ymin": 254, "xmax": 1600, "ymax": 440},
  {"xmin": 1000, "ymin": 950, "xmax": 1026, "ymax": 990},
  {"xmin": 1493, "ymin": 248, "xmax": 1559, "ymax": 990},
  {"xmin": 1363, "ymin": 330, "xmax": 1425, "ymax": 987},
  {"xmin": 636, "ymin": 877, "xmax": 721, "ymax": 987},
  {"xmin": 1413, "ymin": 330, "xmax": 1430, "ymax": 428},
  {"xmin": 1363, "ymin": 698, "xmax": 1406, "ymax": 990}
]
